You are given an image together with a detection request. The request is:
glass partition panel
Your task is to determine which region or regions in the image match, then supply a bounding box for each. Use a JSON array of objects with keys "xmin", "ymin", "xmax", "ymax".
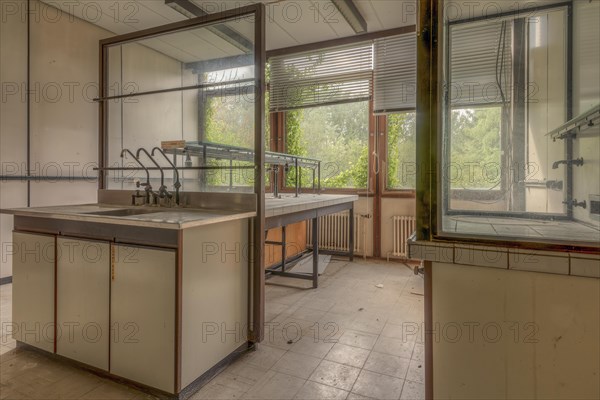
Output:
[
  {"xmin": 439, "ymin": 3, "xmax": 600, "ymax": 246},
  {"xmin": 102, "ymin": 13, "xmax": 261, "ymax": 194}
]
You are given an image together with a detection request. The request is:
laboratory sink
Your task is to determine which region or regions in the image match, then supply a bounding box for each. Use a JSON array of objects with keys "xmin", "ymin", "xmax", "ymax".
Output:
[{"xmin": 85, "ymin": 208, "xmax": 163, "ymax": 217}]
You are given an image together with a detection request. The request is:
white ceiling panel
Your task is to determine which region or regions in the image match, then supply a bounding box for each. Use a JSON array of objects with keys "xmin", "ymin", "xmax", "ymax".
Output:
[
  {"xmin": 355, "ymin": 0, "xmax": 416, "ymax": 31},
  {"xmin": 40, "ymin": 0, "xmax": 418, "ymax": 53}
]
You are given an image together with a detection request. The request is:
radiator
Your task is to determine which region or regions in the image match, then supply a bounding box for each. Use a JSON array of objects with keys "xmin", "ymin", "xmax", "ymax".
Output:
[
  {"xmin": 306, "ymin": 211, "xmax": 362, "ymax": 254},
  {"xmin": 390, "ymin": 216, "xmax": 416, "ymax": 259}
]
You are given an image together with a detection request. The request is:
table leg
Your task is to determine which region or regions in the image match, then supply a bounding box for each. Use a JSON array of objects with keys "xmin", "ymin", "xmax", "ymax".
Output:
[
  {"xmin": 312, "ymin": 216, "xmax": 318, "ymax": 288},
  {"xmin": 349, "ymin": 207, "xmax": 354, "ymax": 262}
]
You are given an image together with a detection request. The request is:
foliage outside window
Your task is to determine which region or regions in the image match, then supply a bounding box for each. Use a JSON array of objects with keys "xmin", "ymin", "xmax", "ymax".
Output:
[
  {"xmin": 285, "ymin": 101, "xmax": 370, "ymax": 189},
  {"xmin": 449, "ymin": 107, "xmax": 502, "ymax": 190},
  {"xmin": 386, "ymin": 112, "xmax": 416, "ymax": 190},
  {"xmin": 203, "ymin": 93, "xmax": 271, "ymax": 188}
]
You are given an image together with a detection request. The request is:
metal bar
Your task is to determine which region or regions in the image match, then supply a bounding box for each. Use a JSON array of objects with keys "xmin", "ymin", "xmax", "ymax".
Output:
[
  {"xmin": 312, "ymin": 216, "xmax": 319, "ymax": 288},
  {"xmin": 294, "ymin": 159, "xmax": 299, "ymax": 197},
  {"xmin": 447, "ymin": 2, "xmax": 572, "ymax": 26},
  {"xmin": 318, "ymin": 162, "xmax": 321, "ymax": 192},
  {"xmin": 415, "ymin": 0, "xmax": 438, "ymax": 241},
  {"xmin": 281, "ymin": 226, "xmax": 286, "ymax": 272},
  {"xmin": 349, "ymin": 206, "xmax": 355, "ymax": 261},
  {"xmin": 229, "ymin": 159, "xmax": 233, "ymax": 189},
  {"xmin": 547, "ymin": 105, "xmax": 600, "ymax": 139},
  {"xmin": 99, "ymin": 4, "xmax": 261, "ymax": 47},
  {"xmin": 565, "ymin": 4, "xmax": 574, "ymax": 220},
  {"xmin": 0, "ymin": 176, "xmax": 96, "ymax": 181},
  {"xmin": 94, "ymin": 78, "xmax": 254, "ymax": 102},
  {"xmin": 266, "ymin": 26, "xmax": 416, "ymax": 59},
  {"xmin": 252, "ymin": 3, "xmax": 266, "ymax": 344},
  {"xmin": 94, "ymin": 166, "xmax": 254, "ymax": 171},
  {"xmin": 265, "ymin": 270, "xmax": 314, "ymax": 281},
  {"xmin": 265, "ymin": 250, "xmax": 311, "ymax": 272},
  {"xmin": 298, "ymin": 167, "xmax": 302, "ymax": 195}
]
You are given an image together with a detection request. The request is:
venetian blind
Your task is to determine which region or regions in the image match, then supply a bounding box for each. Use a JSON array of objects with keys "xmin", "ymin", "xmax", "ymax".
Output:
[
  {"xmin": 269, "ymin": 42, "xmax": 373, "ymax": 112},
  {"xmin": 373, "ymin": 33, "xmax": 417, "ymax": 114}
]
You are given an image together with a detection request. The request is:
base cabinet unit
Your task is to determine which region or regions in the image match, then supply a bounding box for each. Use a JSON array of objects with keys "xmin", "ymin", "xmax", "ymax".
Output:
[
  {"xmin": 56, "ymin": 237, "xmax": 110, "ymax": 370},
  {"xmin": 11, "ymin": 232, "xmax": 56, "ymax": 352},
  {"xmin": 110, "ymin": 244, "xmax": 176, "ymax": 394}
]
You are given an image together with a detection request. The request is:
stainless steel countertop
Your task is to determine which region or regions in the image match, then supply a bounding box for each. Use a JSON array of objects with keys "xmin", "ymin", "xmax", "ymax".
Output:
[
  {"xmin": 1, "ymin": 204, "xmax": 256, "ymax": 230},
  {"xmin": 264, "ymin": 194, "xmax": 359, "ymax": 218},
  {"xmin": 1, "ymin": 194, "xmax": 358, "ymax": 230}
]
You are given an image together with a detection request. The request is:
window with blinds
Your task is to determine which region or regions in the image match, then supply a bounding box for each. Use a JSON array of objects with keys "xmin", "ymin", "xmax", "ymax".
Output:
[
  {"xmin": 269, "ymin": 42, "xmax": 373, "ymax": 112},
  {"xmin": 373, "ymin": 33, "xmax": 417, "ymax": 114},
  {"xmin": 449, "ymin": 20, "xmax": 513, "ymax": 107}
]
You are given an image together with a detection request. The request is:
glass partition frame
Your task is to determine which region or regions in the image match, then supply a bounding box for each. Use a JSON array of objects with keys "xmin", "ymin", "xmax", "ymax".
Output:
[
  {"xmin": 96, "ymin": 4, "xmax": 267, "ymax": 345},
  {"xmin": 416, "ymin": 1, "xmax": 600, "ymax": 252}
]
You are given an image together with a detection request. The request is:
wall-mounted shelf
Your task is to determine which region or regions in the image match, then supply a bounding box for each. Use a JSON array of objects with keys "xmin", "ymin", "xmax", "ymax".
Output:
[{"xmin": 547, "ymin": 104, "xmax": 600, "ymax": 141}]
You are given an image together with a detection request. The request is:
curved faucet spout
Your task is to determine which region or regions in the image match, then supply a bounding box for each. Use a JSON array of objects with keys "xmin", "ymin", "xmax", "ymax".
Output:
[
  {"xmin": 152, "ymin": 147, "xmax": 181, "ymax": 205},
  {"xmin": 121, "ymin": 149, "xmax": 150, "ymax": 189},
  {"xmin": 136, "ymin": 148, "xmax": 166, "ymax": 197}
]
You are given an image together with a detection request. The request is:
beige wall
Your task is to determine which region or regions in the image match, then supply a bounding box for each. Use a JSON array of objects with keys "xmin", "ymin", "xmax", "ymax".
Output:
[
  {"xmin": 0, "ymin": 0, "xmax": 109, "ymax": 278},
  {"xmin": 432, "ymin": 262, "xmax": 600, "ymax": 400},
  {"xmin": 526, "ymin": 9, "xmax": 567, "ymax": 214},
  {"xmin": 106, "ymin": 42, "xmax": 198, "ymax": 190},
  {"xmin": 0, "ymin": 0, "xmax": 28, "ymax": 279}
]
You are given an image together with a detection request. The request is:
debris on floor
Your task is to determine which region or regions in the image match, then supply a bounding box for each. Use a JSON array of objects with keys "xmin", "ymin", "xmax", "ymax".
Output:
[{"xmin": 375, "ymin": 283, "xmax": 384, "ymax": 288}]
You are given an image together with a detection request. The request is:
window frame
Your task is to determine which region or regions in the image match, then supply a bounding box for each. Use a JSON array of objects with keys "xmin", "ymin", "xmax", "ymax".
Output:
[
  {"xmin": 277, "ymin": 99, "xmax": 376, "ymax": 195},
  {"xmin": 381, "ymin": 110, "xmax": 418, "ymax": 197}
]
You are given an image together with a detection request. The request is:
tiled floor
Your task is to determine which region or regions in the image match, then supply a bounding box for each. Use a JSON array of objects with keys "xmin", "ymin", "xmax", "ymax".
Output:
[{"xmin": 0, "ymin": 259, "xmax": 425, "ymax": 399}]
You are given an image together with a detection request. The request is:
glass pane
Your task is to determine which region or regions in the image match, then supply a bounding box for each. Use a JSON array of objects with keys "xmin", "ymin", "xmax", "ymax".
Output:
[
  {"xmin": 104, "ymin": 14, "xmax": 258, "ymax": 194},
  {"xmin": 107, "ymin": 16, "xmax": 255, "ymax": 95},
  {"xmin": 387, "ymin": 112, "xmax": 416, "ymax": 190},
  {"xmin": 285, "ymin": 101, "xmax": 369, "ymax": 189},
  {"xmin": 440, "ymin": 4, "xmax": 600, "ymax": 245}
]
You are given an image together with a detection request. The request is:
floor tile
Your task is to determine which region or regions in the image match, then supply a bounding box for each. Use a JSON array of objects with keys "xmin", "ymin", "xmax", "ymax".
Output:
[
  {"xmin": 373, "ymin": 336, "xmax": 415, "ymax": 359},
  {"xmin": 290, "ymin": 336, "xmax": 336, "ymax": 359},
  {"xmin": 364, "ymin": 351, "xmax": 410, "ymax": 379},
  {"xmin": 294, "ymin": 380, "xmax": 349, "ymax": 400},
  {"xmin": 272, "ymin": 351, "xmax": 322, "ymax": 379},
  {"xmin": 351, "ymin": 370, "xmax": 405, "ymax": 400},
  {"xmin": 245, "ymin": 371, "xmax": 305, "ymax": 400},
  {"xmin": 338, "ymin": 330, "xmax": 379, "ymax": 350},
  {"xmin": 405, "ymin": 359, "xmax": 425, "ymax": 383},
  {"xmin": 190, "ymin": 382, "xmax": 245, "ymax": 400},
  {"xmin": 349, "ymin": 314, "xmax": 387, "ymax": 335},
  {"xmin": 81, "ymin": 381, "xmax": 139, "ymax": 399},
  {"xmin": 325, "ymin": 343, "xmax": 370, "ymax": 368},
  {"xmin": 262, "ymin": 328, "xmax": 301, "ymax": 350},
  {"xmin": 308, "ymin": 360, "xmax": 360, "ymax": 391},
  {"xmin": 240, "ymin": 344, "xmax": 286, "ymax": 369},
  {"xmin": 400, "ymin": 380, "xmax": 425, "ymax": 400}
]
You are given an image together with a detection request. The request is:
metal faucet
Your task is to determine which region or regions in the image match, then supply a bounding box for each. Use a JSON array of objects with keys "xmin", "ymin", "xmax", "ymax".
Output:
[
  {"xmin": 152, "ymin": 147, "xmax": 181, "ymax": 206},
  {"xmin": 563, "ymin": 199, "xmax": 587, "ymax": 209},
  {"xmin": 121, "ymin": 149, "xmax": 152, "ymax": 205},
  {"xmin": 552, "ymin": 157, "xmax": 584, "ymax": 169},
  {"xmin": 136, "ymin": 148, "xmax": 170, "ymax": 203}
]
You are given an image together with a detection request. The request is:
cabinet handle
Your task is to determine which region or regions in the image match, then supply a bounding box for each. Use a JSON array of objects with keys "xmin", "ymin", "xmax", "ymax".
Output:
[{"xmin": 111, "ymin": 243, "xmax": 115, "ymax": 281}]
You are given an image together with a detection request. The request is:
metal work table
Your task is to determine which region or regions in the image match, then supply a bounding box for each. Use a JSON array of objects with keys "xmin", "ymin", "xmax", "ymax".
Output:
[{"xmin": 264, "ymin": 194, "xmax": 358, "ymax": 288}]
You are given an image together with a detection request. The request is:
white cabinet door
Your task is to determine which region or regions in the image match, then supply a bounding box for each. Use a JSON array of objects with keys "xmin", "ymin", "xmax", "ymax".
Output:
[
  {"xmin": 12, "ymin": 232, "xmax": 55, "ymax": 352},
  {"xmin": 110, "ymin": 245, "xmax": 175, "ymax": 394},
  {"xmin": 56, "ymin": 237, "xmax": 110, "ymax": 370}
]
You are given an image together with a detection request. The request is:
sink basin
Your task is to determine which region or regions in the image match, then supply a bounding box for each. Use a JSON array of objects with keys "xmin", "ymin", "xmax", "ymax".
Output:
[{"xmin": 85, "ymin": 208, "xmax": 162, "ymax": 217}]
